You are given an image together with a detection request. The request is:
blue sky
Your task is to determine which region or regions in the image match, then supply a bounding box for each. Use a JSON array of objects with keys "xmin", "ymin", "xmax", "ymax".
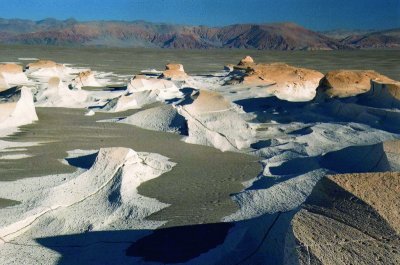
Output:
[{"xmin": 0, "ymin": 0, "xmax": 398, "ymax": 30}]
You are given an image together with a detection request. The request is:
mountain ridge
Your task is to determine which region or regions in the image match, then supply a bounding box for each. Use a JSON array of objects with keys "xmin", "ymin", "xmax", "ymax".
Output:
[{"xmin": 0, "ymin": 18, "xmax": 398, "ymax": 50}]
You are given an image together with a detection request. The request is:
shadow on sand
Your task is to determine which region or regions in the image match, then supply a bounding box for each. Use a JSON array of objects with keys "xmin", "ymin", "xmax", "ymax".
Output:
[{"xmin": 36, "ymin": 222, "xmax": 234, "ymax": 264}]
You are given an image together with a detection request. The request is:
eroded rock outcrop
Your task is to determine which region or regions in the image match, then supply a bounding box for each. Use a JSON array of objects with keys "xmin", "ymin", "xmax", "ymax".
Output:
[
  {"xmin": 317, "ymin": 70, "xmax": 394, "ymax": 98},
  {"xmin": 177, "ymin": 90, "xmax": 254, "ymax": 151},
  {"xmin": 0, "ymin": 63, "xmax": 28, "ymax": 87},
  {"xmin": 0, "ymin": 87, "xmax": 38, "ymax": 135},
  {"xmin": 0, "ymin": 63, "xmax": 23, "ymax": 74},
  {"xmin": 120, "ymin": 104, "xmax": 187, "ymax": 134},
  {"xmin": 285, "ymin": 172, "xmax": 400, "ymax": 265},
  {"xmin": 25, "ymin": 60, "xmax": 69, "ymax": 78},
  {"xmin": 238, "ymin": 56, "xmax": 254, "ymax": 66},
  {"xmin": 70, "ymin": 70, "xmax": 101, "ymax": 89},
  {"xmin": 160, "ymin": 63, "xmax": 188, "ymax": 80},
  {"xmin": 26, "ymin": 60, "xmax": 58, "ymax": 70},
  {"xmin": 229, "ymin": 62, "xmax": 324, "ymax": 102},
  {"xmin": 35, "ymin": 77, "xmax": 89, "ymax": 108},
  {"xmin": 359, "ymin": 79, "xmax": 400, "ymax": 108}
]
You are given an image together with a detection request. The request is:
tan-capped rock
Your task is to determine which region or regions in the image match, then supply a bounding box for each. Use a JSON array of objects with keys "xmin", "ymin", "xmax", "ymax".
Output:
[
  {"xmin": 26, "ymin": 60, "xmax": 59, "ymax": 70},
  {"xmin": 160, "ymin": 63, "xmax": 188, "ymax": 80},
  {"xmin": 238, "ymin": 56, "xmax": 254, "ymax": 66},
  {"xmin": 318, "ymin": 70, "xmax": 394, "ymax": 98},
  {"xmin": 0, "ymin": 63, "xmax": 23, "ymax": 74},
  {"xmin": 230, "ymin": 62, "xmax": 324, "ymax": 101},
  {"xmin": 285, "ymin": 171, "xmax": 400, "ymax": 265}
]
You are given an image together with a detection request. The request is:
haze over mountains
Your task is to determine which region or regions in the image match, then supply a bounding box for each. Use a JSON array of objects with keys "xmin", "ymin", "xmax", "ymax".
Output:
[{"xmin": 0, "ymin": 18, "xmax": 399, "ymax": 50}]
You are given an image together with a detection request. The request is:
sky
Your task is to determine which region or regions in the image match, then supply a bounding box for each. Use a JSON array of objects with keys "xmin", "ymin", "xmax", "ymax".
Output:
[{"xmin": 0, "ymin": 0, "xmax": 398, "ymax": 30}]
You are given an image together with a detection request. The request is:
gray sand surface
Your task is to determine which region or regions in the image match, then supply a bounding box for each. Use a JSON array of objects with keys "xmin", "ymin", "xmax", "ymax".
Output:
[{"xmin": 0, "ymin": 107, "xmax": 261, "ymax": 227}]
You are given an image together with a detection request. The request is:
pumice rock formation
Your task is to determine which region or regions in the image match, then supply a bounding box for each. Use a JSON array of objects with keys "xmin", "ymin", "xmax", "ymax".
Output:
[
  {"xmin": 0, "ymin": 63, "xmax": 28, "ymax": 86},
  {"xmin": 178, "ymin": 90, "xmax": 255, "ymax": 151},
  {"xmin": 285, "ymin": 172, "xmax": 400, "ymax": 265},
  {"xmin": 238, "ymin": 55, "xmax": 255, "ymax": 66},
  {"xmin": 25, "ymin": 59, "xmax": 71, "ymax": 79},
  {"xmin": 317, "ymin": 70, "xmax": 395, "ymax": 98},
  {"xmin": 70, "ymin": 70, "xmax": 102, "ymax": 89},
  {"xmin": 160, "ymin": 63, "xmax": 188, "ymax": 80},
  {"xmin": 228, "ymin": 59, "xmax": 324, "ymax": 102},
  {"xmin": 0, "ymin": 87, "xmax": 38, "ymax": 136}
]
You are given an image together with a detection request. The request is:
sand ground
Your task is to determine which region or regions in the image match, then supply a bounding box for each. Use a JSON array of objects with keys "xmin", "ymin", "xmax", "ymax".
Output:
[{"xmin": 0, "ymin": 107, "xmax": 261, "ymax": 227}]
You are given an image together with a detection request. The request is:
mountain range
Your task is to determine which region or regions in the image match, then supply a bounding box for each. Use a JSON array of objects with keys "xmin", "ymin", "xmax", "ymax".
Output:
[{"xmin": 0, "ymin": 18, "xmax": 399, "ymax": 50}]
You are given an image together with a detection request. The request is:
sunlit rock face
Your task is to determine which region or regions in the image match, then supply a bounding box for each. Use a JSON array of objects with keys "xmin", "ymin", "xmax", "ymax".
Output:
[
  {"xmin": 317, "ymin": 70, "xmax": 395, "ymax": 98},
  {"xmin": 160, "ymin": 63, "xmax": 188, "ymax": 80},
  {"xmin": 238, "ymin": 55, "xmax": 255, "ymax": 66},
  {"xmin": 25, "ymin": 59, "xmax": 71, "ymax": 79},
  {"xmin": 228, "ymin": 61, "xmax": 324, "ymax": 102},
  {"xmin": 0, "ymin": 63, "xmax": 23, "ymax": 74},
  {"xmin": 26, "ymin": 60, "xmax": 59, "ymax": 70},
  {"xmin": 178, "ymin": 90, "xmax": 254, "ymax": 152},
  {"xmin": 285, "ymin": 171, "xmax": 400, "ymax": 265},
  {"xmin": 0, "ymin": 87, "xmax": 38, "ymax": 135},
  {"xmin": 71, "ymin": 70, "xmax": 102, "ymax": 89},
  {"xmin": 0, "ymin": 63, "xmax": 28, "ymax": 87}
]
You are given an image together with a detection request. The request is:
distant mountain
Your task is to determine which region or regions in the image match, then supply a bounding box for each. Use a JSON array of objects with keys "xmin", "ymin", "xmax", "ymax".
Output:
[
  {"xmin": 320, "ymin": 29, "xmax": 376, "ymax": 40},
  {"xmin": 339, "ymin": 28, "xmax": 400, "ymax": 49},
  {"xmin": 0, "ymin": 18, "xmax": 397, "ymax": 50}
]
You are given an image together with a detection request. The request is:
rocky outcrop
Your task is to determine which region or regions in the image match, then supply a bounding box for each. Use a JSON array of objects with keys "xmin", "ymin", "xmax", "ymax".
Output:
[
  {"xmin": 229, "ymin": 61, "xmax": 324, "ymax": 102},
  {"xmin": 317, "ymin": 70, "xmax": 395, "ymax": 98},
  {"xmin": 71, "ymin": 70, "xmax": 101, "ymax": 89},
  {"xmin": 26, "ymin": 60, "xmax": 58, "ymax": 70},
  {"xmin": 0, "ymin": 63, "xmax": 28, "ymax": 87},
  {"xmin": 0, "ymin": 63, "xmax": 23, "ymax": 74},
  {"xmin": 285, "ymin": 171, "xmax": 400, "ymax": 265},
  {"xmin": 119, "ymin": 104, "xmax": 187, "ymax": 134},
  {"xmin": 359, "ymin": 79, "xmax": 400, "ymax": 108},
  {"xmin": 178, "ymin": 90, "xmax": 254, "ymax": 151},
  {"xmin": 0, "ymin": 87, "xmax": 38, "ymax": 135},
  {"xmin": 238, "ymin": 56, "xmax": 254, "ymax": 66},
  {"xmin": 160, "ymin": 63, "xmax": 188, "ymax": 80}
]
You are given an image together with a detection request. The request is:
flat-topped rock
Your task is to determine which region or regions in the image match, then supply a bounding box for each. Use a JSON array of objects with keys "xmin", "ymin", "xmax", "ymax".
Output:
[
  {"xmin": 160, "ymin": 63, "xmax": 188, "ymax": 80},
  {"xmin": 26, "ymin": 60, "xmax": 59, "ymax": 70},
  {"xmin": 184, "ymin": 90, "xmax": 232, "ymax": 114},
  {"xmin": 165, "ymin": 63, "xmax": 184, "ymax": 71},
  {"xmin": 229, "ymin": 62, "xmax": 324, "ymax": 101},
  {"xmin": 0, "ymin": 63, "xmax": 23, "ymax": 74},
  {"xmin": 318, "ymin": 70, "xmax": 394, "ymax": 98}
]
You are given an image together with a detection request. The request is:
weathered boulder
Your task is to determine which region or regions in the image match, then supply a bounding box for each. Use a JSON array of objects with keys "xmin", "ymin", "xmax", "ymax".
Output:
[
  {"xmin": 160, "ymin": 63, "xmax": 188, "ymax": 80},
  {"xmin": 26, "ymin": 60, "xmax": 59, "ymax": 70},
  {"xmin": 231, "ymin": 62, "xmax": 324, "ymax": 101},
  {"xmin": 0, "ymin": 63, "xmax": 23, "ymax": 74},
  {"xmin": 71, "ymin": 70, "xmax": 101, "ymax": 89},
  {"xmin": 238, "ymin": 55, "xmax": 254, "ymax": 66},
  {"xmin": 318, "ymin": 70, "xmax": 394, "ymax": 98},
  {"xmin": 0, "ymin": 63, "xmax": 28, "ymax": 87}
]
